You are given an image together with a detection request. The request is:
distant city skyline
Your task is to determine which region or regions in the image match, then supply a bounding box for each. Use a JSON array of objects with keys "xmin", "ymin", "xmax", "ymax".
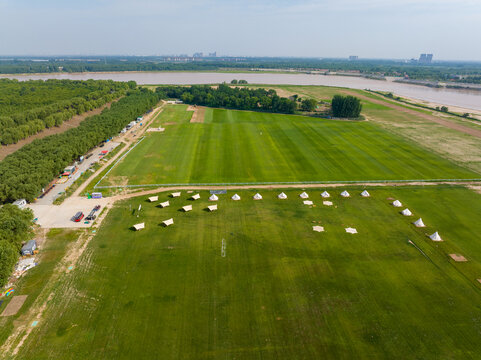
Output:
[{"xmin": 0, "ymin": 0, "xmax": 480, "ymax": 60}]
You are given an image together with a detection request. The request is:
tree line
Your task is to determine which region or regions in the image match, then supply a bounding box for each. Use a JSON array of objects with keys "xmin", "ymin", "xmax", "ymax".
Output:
[
  {"xmin": 331, "ymin": 95, "xmax": 362, "ymax": 118},
  {"xmin": 0, "ymin": 79, "xmax": 130, "ymax": 145},
  {"xmin": 157, "ymin": 84, "xmax": 298, "ymax": 114},
  {"xmin": 0, "ymin": 205, "xmax": 34, "ymax": 287},
  {"xmin": 0, "ymin": 88, "xmax": 161, "ymax": 203}
]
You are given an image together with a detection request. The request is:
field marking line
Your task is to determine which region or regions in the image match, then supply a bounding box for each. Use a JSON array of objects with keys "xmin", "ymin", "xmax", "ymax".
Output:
[
  {"xmin": 93, "ymin": 136, "xmax": 147, "ymax": 189},
  {"xmin": 94, "ymin": 178, "xmax": 481, "ymax": 190},
  {"xmin": 73, "ymin": 102, "xmax": 165, "ymax": 196}
]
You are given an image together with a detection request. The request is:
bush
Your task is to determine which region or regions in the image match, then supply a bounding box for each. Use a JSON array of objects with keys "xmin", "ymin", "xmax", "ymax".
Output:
[
  {"xmin": 331, "ymin": 95, "xmax": 362, "ymax": 118},
  {"xmin": 0, "ymin": 241, "xmax": 18, "ymax": 287}
]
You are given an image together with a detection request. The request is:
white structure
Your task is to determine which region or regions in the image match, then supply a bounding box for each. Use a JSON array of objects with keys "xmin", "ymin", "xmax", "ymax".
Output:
[
  {"xmin": 413, "ymin": 218, "xmax": 426, "ymax": 227},
  {"xmin": 392, "ymin": 200, "xmax": 402, "ymax": 207},
  {"xmin": 133, "ymin": 223, "xmax": 145, "ymax": 231},
  {"xmin": 303, "ymin": 200, "xmax": 313, "ymax": 205},
  {"xmin": 340, "ymin": 191, "xmax": 350, "ymax": 198},
  {"xmin": 278, "ymin": 192, "xmax": 287, "ymax": 199},
  {"xmin": 148, "ymin": 196, "xmax": 158, "ymax": 202},
  {"xmin": 299, "ymin": 192, "xmax": 309, "ymax": 199},
  {"xmin": 208, "ymin": 205, "xmax": 218, "ymax": 212},
  {"xmin": 323, "ymin": 201, "xmax": 333, "ymax": 206},
  {"xmin": 321, "ymin": 191, "xmax": 330, "ymax": 198},
  {"xmin": 345, "ymin": 227, "xmax": 358, "ymax": 234},
  {"xmin": 191, "ymin": 194, "xmax": 200, "ymax": 200},
  {"xmin": 209, "ymin": 194, "xmax": 219, "ymax": 201},
  {"xmin": 182, "ymin": 205, "xmax": 193, "ymax": 212},
  {"xmin": 312, "ymin": 226, "xmax": 324, "ymax": 232},
  {"xmin": 231, "ymin": 194, "xmax": 241, "ymax": 201},
  {"xmin": 429, "ymin": 232, "xmax": 442, "ymax": 241},
  {"xmin": 361, "ymin": 190, "xmax": 370, "ymax": 197},
  {"xmin": 13, "ymin": 199, "xmax": 27, "ymax": 209},
  {"xmin": 171, "ymin": 192, "xmax": 181, "ymax": 198},
  {"xmin": 163, "ymin": 218, "xmax": 174, "ymax": 226},
  {"xmin": 253, "ymin": 193, "xmax": 263, "ymax": 200},
  {"xmin": 401, "ymin": 208, "xmax": 412, "ymax": 216},
  {"xmin": 159, "ymin": 201, "xmax": 170, "ymax": 208}
]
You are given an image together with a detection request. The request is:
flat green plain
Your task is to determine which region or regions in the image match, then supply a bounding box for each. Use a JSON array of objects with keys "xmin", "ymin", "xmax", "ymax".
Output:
[
  {"xmin": 101, "ymin": 106, "xmax": 479, "ymax": 186},
  {"xmin": 15, "ymin": 187, "xmax": 481, "ymax": 359}
]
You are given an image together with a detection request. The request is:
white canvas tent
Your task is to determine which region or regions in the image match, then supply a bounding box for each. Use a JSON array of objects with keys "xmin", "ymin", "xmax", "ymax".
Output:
[
  {"xmin": 253, "ymin": 193, "xmax": 263, "ymax": 200},
  {"xmin": 299, "ymin": 192, "xmax": 309, "ymax": 199},
  {"xmin": 303, "ymin": 200, "xmax": 313, "ymax": 205},
  {"xmin": 429, "ymin": 232, "xmax": 442, "ymax": 241},
  {"xmin": 413, "ymin": 218, "xmax": 426, "ymax": 227},
  {"xmin": 323, "ymin": 201, "xmax": 333, "ymax": 206},
  {"xmin": 191, "ymin": 194, "xmax": 200, "ymax": 200},
  {"xmin": 148, "ymin": 196, "xmax": 158, "ymax": 202},
  {"xmin": 208, "ymin": 204, "xmax": 218, "ymax": 211},
  {"xmin": 361, "ymin": 190, "xmax": 370, "ymax": 197},
  {"xmin": 182, "ymin": 205, "xmax": 193, "ymax": 212},
  {"xmin": 340, "ymin": 191, "xmax": 350, "ymax": 198},
  {"xmin": 392, "ymin": 200, "xmax": 402, "ymax": 207},
  {"xmin": 159, "ymin": 201, "xmax": 170, "ymax": 208},
  {"xmin": 231, "ymin": 194, "xmax": 241, "ymax": 201},
  {"xmin": 133, "ymin": 223, "xmax": 145, "ymax": 231},
  {"xmin": 312, "ymin": 226, "xmax": 324, "ymax": 232},
  {"xmin": 278, "ymin": 192, "xmax": 287, "ymax": 199},
  {"xmin": 321, "ymin": 191, "xmax": 330, "ymax": 198},
  {"xmin": 209, "ymin": 194, "xmax": 218, "ymax": 201},
  {"xmin": 163, "ymin": 218, "xmax": 174, "ymax": 226},
  {"xmin": 345, "ymin": 227, "xmax": 358, "ymax": 234},
  {"xmin": 171, "ymin": 192, "xmax": 181, "ymax": 198},
  {"xmin": 401, "ymin": 208, "xmax": 412, "ymax": 216}
]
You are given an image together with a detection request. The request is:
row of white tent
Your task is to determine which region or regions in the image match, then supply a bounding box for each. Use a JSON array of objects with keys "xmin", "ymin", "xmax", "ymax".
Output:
[
  {"xmin": 205, "ymin": 190, "xmax": 371, "ymax": 201},
  {"xmin": 390, "ymin": 199, "xmax": 442, "ymax": 241}
]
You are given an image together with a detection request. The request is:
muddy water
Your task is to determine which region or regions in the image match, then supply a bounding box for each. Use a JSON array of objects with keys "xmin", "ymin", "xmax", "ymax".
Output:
[{"xmin": 2, "ymin": 72, "xmax": 481, "ymax": 111}]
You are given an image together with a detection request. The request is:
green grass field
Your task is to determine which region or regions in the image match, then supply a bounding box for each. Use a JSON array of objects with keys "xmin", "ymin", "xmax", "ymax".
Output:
[
  {"xmin": 100, "ymin": 106, "xmax": 479, "ymax": 187},
  {"xmin": 151, "ymin": 104, "xmax": 193, "ymax": 126},
  {"xmin": 14, "ymin": 187, "xmax": 481, "ymax": 359}
]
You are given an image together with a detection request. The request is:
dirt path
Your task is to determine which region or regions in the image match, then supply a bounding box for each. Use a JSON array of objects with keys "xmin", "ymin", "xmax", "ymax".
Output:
[
  {"xmin": 342, "ymin": 91, "xmax": 481, "ymax": 139},
  {"xmin": 0, "ymin": 99, "xmax": 122, "ymax": 161},
  {"xmin": 72, "ymin": 102, "xmax": 165, "ymax": 197}
]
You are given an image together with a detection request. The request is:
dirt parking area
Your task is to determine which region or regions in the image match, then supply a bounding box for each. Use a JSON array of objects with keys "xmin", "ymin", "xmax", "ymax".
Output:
[
  {"xmin": 188, "ymin": 105, "xmax": 206, "ymax": 123},
  {"xmin": 28, "ymin": 197, "xmax": 111, "ymax": 228}
]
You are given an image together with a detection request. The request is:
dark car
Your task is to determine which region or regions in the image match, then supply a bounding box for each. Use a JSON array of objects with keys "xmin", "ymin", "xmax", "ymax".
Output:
[
  {"xmin": 86, "ymin": 213, "xmax": 97, "ymax": 221},
  {"xmin": 73, "ymin": 212, "xmax": 84, "ymax": 222}
]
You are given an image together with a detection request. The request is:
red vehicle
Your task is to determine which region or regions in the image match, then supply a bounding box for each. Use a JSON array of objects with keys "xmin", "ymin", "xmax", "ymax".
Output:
[{"xmin": 73, "ymin": 212, "xmax": 84, "ymax": 222}]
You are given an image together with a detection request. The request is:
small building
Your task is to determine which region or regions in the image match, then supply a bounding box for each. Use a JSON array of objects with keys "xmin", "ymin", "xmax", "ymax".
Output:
[
  {"xmin": 21, "ymin": 240, "xmax": 37, "ymax": 256},
  {"xmin": 13, "ymin": 199, "xmax": 27, "ymax": 209}
]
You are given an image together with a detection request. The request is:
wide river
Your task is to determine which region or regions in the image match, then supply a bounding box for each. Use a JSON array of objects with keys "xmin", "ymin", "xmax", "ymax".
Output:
[{"xmin": 2, "ymin": 72, "xmax": 481, "ymax": 111}]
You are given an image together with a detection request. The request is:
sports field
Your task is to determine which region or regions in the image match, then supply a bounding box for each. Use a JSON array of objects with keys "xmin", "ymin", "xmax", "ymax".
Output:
[
  {"xmin": 14, "ymin": 186, "xmax": 481, "ymax": 359},
  {"xmin": 99, "ymin": 106, "xmax": 479, "ymax": 187}
]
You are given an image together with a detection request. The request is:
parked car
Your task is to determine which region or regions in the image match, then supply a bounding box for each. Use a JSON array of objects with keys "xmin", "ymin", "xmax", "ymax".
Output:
[
  {"xmin": 94, "ymin": 205, "xmax": 101, "ymax": 211},
  {"xmin": 73, "ymin": 212, "xmax": 84, "ymax": 222},
  {"xmin": 86, "ymin": 212, "xmax": 97, "ymax": 221}
]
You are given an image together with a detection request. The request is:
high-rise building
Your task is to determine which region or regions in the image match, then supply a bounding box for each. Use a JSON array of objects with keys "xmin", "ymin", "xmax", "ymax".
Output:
[
  {"xmin": 349, "ymin": 55, "xmax": 358, "ymax": 61},
  {"xmin": 208, "ymin": 52, "xmax": 217, "ymax": 57},
  {"xmin": 419, "ymin": 54, "xmax": 433, "ymax": 64}
]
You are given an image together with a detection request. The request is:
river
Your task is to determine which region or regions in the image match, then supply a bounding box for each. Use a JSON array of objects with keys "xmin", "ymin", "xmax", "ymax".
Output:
[{"xmin": 2, "ymin": 72, "xmax": 481, "ymax": 112}]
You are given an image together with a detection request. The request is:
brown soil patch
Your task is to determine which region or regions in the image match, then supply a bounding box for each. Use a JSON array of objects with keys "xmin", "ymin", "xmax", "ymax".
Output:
[
  {"xmin": 190, "ymin": 106, "xmax": 206, "ymax": 123},
  {"xmin": 0, "ymin": 99, "xmax": 121, "ymax": 161},
  {"xmin": 1, "ymin": 295, "xmax": 28, "ymax": 317},
  {"xmin": 163, "ymin": 122, "xmax": 177, "ymax": 126},
  {"xmin": 449, "ymin": 254, "xmax": 468, "ymax": 262}
]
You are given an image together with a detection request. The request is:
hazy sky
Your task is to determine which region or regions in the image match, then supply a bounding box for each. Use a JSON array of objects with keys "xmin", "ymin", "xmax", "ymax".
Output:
[{"xmin": 1, "ymin": 0, "xmax": 480, "ymax": 60}]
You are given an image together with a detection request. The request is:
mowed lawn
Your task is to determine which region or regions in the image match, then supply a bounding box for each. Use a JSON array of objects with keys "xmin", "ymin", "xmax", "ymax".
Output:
[
  {"xmin": 151, "ymin": 104, "xmax": 193, "ymax": 126},
  {"xmin": 102, "ymin": 108, "xmax": 479, "ymax": 186},
  {"xmin": 16, "ymin": 187, "xmax": 481, "ymax": 359}
]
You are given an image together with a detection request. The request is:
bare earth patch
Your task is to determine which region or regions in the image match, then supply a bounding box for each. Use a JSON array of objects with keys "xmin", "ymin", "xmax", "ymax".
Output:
[
  {"xmin": 449, "ymin": 254, "xmax": 468, "ymax": 262},
  {"xmin": 188, "ymin": 105, "xmax": 206, "ymax": 123},
  {"xmin": 1, "ymin": 296, "xmax": 28, "ymax": 317}
]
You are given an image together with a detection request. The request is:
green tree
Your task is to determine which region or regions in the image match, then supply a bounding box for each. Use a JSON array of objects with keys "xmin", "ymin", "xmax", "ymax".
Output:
[
  {"xmin": 0, "ymin": 241, "xmax": 18, "ymax": 287},
  {"xmin": 230, "ymin": 79, "xmax": 238, "ymax": 84},
  {"xmin": 331, "ymin": 95, "xmax": 362, "ymax": 118},
  {"xmin": 300, "ymin": 98, "xmax": 318, "ymax": 112}
]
